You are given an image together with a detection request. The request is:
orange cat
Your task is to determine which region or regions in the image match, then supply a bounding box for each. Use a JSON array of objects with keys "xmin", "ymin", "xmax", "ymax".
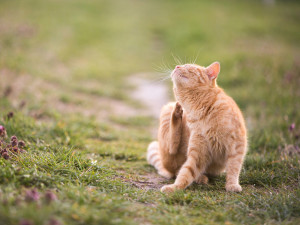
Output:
[{"xmin": 147, "ymin": 62, "xmax": 247, "ymax": 192}]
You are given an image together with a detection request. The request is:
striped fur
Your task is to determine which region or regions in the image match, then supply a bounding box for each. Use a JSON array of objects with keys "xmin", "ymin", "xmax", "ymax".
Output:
[
  {"xmin": 147, "ymin": 141, "xmax": 174, "ymax": 179},
  {"xmin": 150, "ymin": 62, "xmax": 248, "ymax": 193}
]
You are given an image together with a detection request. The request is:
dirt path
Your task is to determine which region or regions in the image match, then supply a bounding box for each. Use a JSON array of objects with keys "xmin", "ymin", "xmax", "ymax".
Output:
[
  {"xmin": 0, "ymin": 69, "xmax": 171, "ymax": 131},
  {"xmin": 0, "ymin": 70, "xmax": 170, "ymax": 123},
  {"xmin": 128, "ymin": 73, "xmax": 170, "ymax": 118}
]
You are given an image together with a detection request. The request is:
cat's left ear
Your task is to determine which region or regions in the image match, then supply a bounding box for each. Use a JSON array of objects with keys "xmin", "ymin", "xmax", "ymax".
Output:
[{"xmin": 205, "ymin": 62, "xmax": 220, "ymax": 80}]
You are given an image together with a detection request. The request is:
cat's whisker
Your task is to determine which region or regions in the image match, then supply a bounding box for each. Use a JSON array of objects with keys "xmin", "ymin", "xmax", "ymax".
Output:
[
  {"xmin": 150, "ymin": 69, "xmax": 171, "ymax": 79},
  {"xmin": 153, "ymin": 66, "xmax": 168, "ymax": 74},
  {"xmin": 148, "ymin": 75, "xmax": 171, "ymax": 85},
  {"xmin": 153, "ymin": 66, "xmax": 170, "ymax": 74},
  {"xmin": 171, "ymin": 52, "xmax": 183, "ymax": 66},
  {"xmin": 192, "ymin": 49, "xmax": 201, "ymax": 64},
  {"xmin": 178, "ymin": 55, "xmax": 184, "ymax": 65},
  {"xmin": 166, "ymin": 61, "xmax": 172, "ymax": 71},
  {"xmin": 153, "ymin": 61, "xmax": 172, "ymax": 74},
  {"xmin": 161, "ymin": 58, "xmax": 172, "ymax": 71},
  {"xmin": 152, "ymin": 62, "xmax": 164, "ymax": 71},
  {"xmin": 155, "ymin": 69, "xmax": 172, "ymax": 75},
  {"xmin": 162, "ymin": 61, "xmax": 172, "ymax": 73},
  {"xmin": 188, "ymin": 57, "xmax": 191, "ymax": 64}
]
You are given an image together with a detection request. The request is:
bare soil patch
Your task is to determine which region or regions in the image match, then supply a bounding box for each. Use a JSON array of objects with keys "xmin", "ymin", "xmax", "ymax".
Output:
[
  {"xmin": 119, "ymin": 173, "xmax": 170, "ymax": 190},
  {"xmin": 128, "ymin": 73, "xmax": 169, "ymax": 118}
]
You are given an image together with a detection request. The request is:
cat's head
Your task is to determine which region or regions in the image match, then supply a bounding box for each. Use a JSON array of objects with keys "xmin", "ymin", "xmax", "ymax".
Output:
[{"xmin": 171, "ymin": 62, "xmax": 220, "ymax": 89}]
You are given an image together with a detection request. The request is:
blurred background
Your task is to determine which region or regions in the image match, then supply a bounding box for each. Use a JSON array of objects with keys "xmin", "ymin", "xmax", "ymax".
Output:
[
  {"xmin": 0, "ymin": 0, "xmax": 299, "ymax": 147},
  {"xmin": 1, "ymin": 1, "xmax": 300, "ymax": 223}
]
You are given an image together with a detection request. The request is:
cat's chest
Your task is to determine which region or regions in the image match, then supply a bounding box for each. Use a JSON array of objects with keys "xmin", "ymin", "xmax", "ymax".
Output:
[{"xmin": 186, "ymin": 115, "xmax": 209, "ymax": 135}]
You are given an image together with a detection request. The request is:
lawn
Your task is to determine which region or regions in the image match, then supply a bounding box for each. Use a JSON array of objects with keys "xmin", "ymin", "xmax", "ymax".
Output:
[{"xmin": 0, "ymin": 0, "xmax": 300, "ymax": 224}]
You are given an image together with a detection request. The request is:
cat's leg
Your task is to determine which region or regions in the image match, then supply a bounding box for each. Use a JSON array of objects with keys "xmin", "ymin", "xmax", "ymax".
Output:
[
  {"xmin": 161, "ymin": 133, "xmax": 208, "ymax": 193},
  {"xmin": 195, "ymin": 174, "xmax": 209, "ymax": 185},
  {"xmin": 169, "ymin": 102, "xmax": 183, "ymax": 155},
  {"xmin": 225, "ymin": 143, "xmax": 246, "ymax": 192},
  {"xmin": 154, "ymin": 102, "xmax": 184, "ymax": 178}
]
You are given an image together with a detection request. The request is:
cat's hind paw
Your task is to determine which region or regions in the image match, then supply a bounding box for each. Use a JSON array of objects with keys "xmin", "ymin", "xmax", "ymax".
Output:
[
  {"xmin": 158, "ymin": 169, "xmax": 174, "ymax": 179},
  {"xmin": 225, "ymin": 184, "xmax": 242, "ymax": 192},
  {"xmin": 173, "ymin": 102, "xmax": 183, "ymax": 119}
]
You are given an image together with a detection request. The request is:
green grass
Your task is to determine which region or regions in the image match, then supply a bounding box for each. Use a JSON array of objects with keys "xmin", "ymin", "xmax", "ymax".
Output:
[{"xmin": 0, "ymin": 0, "xmax": 300, "ymax": 224}]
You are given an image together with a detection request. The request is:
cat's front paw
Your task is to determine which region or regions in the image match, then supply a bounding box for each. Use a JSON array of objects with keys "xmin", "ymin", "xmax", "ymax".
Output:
[
  {"xmin": 226, "ymin": 183, "xmax": 242, "ymax": 192},
  {"xmin": 173, "ymin": 102, "xmax": 183, "ymax": 119},
  {"xmin": 195, "ymin": 174, "xmax": 209, "ymax": 185},
  {"xmin": 161, "ymin": 184, "xmax": 177, "ymax": 193}
]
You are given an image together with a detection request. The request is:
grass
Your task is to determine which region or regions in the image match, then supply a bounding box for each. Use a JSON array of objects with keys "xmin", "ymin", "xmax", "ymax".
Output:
[{"xmin": 0, "ymin": 0, "xmax": 300, "ymax": 224}]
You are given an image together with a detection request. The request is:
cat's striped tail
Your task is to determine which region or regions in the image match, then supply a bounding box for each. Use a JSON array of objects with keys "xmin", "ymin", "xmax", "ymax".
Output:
[{"xmin": 147, "ymin": 141, "xmax": 173, "ymax": 179}]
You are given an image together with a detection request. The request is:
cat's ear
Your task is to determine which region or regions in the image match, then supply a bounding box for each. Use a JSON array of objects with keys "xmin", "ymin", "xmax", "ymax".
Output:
[{"xmin": 205, "ymin": 62, "xmax": 220, "ymax": 80}]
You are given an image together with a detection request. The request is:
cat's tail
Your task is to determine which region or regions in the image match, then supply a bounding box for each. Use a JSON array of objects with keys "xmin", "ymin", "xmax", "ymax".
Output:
[
  {"xmin": 147, "ymin": 141, "xmax": 173, "ymax": 179},
  {"xmin": 147, "ymin": 141, "xmax": 161, "ymax": 169}
]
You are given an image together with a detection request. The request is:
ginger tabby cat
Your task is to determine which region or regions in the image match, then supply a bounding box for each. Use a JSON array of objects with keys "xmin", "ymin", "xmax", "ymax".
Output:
[{"xmin": 147, "ymin": 62, "xmax": 247, "ymax": 193}]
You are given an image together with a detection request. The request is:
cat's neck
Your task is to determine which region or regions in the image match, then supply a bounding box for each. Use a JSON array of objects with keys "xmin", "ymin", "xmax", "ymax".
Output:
[{"xmin": 175, "ymin": 86, "xmax": 221, "ymax": 119}]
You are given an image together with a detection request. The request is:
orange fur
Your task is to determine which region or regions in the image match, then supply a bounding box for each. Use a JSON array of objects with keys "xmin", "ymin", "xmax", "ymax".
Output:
[{"xmin": 147, "ymin": 62, "xmax": 247, "ymax": 193}]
